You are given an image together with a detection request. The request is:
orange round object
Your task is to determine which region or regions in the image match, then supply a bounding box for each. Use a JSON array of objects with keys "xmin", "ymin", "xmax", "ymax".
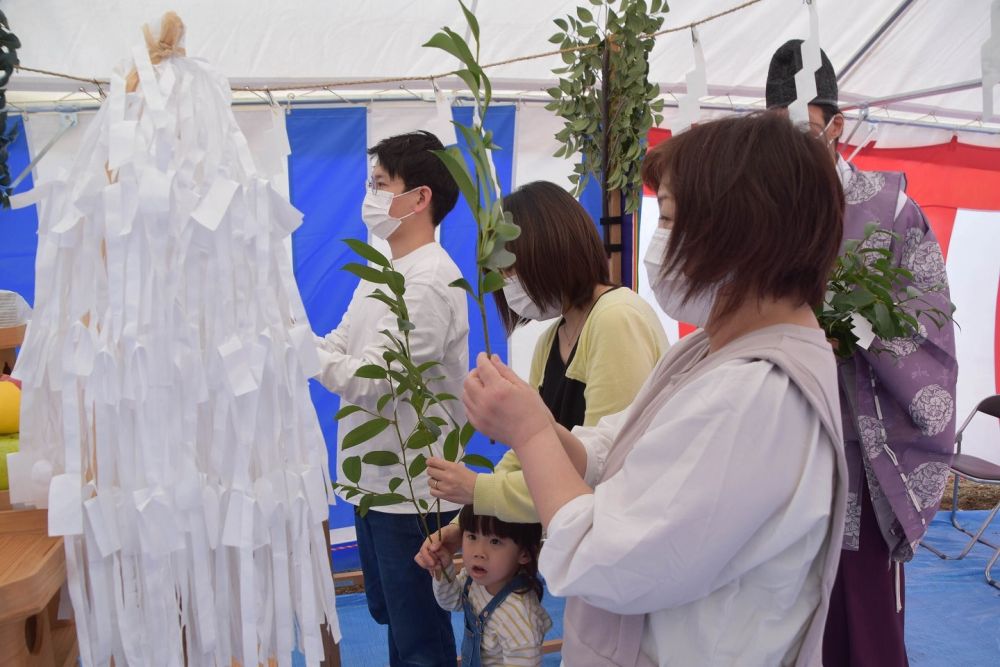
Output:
[{"xmin": 0, "ymin": 378, "xmax": 20, "ymax": 434}]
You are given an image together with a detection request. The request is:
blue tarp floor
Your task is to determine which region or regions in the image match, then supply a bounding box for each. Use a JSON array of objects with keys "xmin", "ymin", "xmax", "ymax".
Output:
[{"xmin": 301, "ymin": 509, "xmax": 1000, "ymax": 666}]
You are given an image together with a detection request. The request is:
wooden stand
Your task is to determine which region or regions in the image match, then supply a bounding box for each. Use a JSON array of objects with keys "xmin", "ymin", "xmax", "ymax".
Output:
[
  {"xmin": 320, "ymin": 520, "xmax": 342, "ymax": 667},
  {"xmin": 604, "ymin": 196, "xmax": 623, "ymax": 285},
  {"xmin": 0, "ymin": 323, "xmax": 78, "ymax": 667},
  {"xmin": 0, "ymin": 493, "xmax": 78, "ymax": 667}
]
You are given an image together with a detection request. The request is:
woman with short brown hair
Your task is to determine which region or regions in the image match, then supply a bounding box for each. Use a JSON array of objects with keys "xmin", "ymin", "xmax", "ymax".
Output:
[
  {"xmin": 462, "ymin": 113, "xmax": 849, "ymax": 666},
  {"xmin": 421, "ymin": 181, "xmax": 668, "ymax": 522}
]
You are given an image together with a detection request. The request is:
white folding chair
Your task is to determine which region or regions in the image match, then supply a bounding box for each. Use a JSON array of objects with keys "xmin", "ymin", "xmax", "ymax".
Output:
[{"xmin": 922, "ymin": 394, "xmax": 1000, "ymax": 589}]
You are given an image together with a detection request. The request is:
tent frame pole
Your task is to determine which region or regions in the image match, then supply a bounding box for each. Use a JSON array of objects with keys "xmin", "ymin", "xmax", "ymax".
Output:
[
  {"xmin": 837, "ymin": 0, "xmax": 917, "ymax": 82},
  {"xmin": 840, "ymin": 79, "xmax": 984, "ymax": 112}
]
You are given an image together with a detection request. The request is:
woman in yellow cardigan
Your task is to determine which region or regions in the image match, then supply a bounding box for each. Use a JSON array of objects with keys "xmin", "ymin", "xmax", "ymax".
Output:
[{"xmin": 418, "ymin": 181, "xmax": 668, "ymax": 535}]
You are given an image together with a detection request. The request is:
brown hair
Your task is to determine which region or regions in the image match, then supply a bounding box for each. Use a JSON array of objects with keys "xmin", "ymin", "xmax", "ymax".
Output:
[
  {"xmin": 494, "ymin": 181, "xmax": 610, "ymax": 333},
  {"xmin": 458, "ymin": 505, "xmax": 545, "ymax": 600},
  {"xmin": 640, "ymin": 112, "xmax": 843, "ymax": 320}
]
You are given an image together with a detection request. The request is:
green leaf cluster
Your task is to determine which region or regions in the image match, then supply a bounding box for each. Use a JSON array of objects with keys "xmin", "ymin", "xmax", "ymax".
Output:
[
  {"xmin": 817, "ymin": 224, "xmax": 956, "ymax": 359},
  {"xmin": 424, "ymin": 0, "xmax": 521, "ymax": 356},
  {"xmin": 546, "ymin": 0, "xmax": 668, "ymax": 213}
]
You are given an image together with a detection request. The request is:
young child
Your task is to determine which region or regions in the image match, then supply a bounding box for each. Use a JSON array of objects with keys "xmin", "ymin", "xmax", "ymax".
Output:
[{"xmin": 431, "ymin": 505, "xmax": 552, "ymax": 667}]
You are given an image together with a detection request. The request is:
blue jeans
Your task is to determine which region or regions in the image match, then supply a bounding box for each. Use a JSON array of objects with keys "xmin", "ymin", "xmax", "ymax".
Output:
[{"xmin": 355, "ymin": 507, "xmax": 459, "ymax": 667}]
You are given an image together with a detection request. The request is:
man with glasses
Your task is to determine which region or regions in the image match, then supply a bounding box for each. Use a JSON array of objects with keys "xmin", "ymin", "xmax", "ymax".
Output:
[
  {"xmin": 765, "ymin": 40, "xmax": 958, "ymax": 667},
  {"xmin": 315, "ymin": 130, "xmax": 467, "ymax": 665}
]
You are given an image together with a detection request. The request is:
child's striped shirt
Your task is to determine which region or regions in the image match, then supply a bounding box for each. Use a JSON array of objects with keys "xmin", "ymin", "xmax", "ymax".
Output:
[{"xmin": 433, "ymin": 565, "xmax": 552, "ymax": 666}]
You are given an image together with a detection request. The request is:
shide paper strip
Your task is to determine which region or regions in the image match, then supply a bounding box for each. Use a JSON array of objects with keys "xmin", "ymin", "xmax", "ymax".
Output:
[{"xmin": 9, "ymin": 15, "xmax": 340, "ymax": 665}]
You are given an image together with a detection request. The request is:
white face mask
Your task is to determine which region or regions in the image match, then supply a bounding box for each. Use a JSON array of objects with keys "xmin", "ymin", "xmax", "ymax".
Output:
[
  {"xmin": 361, "ymin": 187, "xmax": 418, "ymax": 240},
  {"xmin": 502, "ymin": 276, "xmax": 561, "ymax": 322},
  {"xmin": 643, "ymin": 228, "xmax": 716, "ymax": 328}
]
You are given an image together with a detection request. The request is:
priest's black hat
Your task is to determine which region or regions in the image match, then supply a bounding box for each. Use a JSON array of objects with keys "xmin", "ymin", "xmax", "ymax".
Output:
[{"xmin": 765, "ymin": 39, "xmax": 839, "ymax": 110}]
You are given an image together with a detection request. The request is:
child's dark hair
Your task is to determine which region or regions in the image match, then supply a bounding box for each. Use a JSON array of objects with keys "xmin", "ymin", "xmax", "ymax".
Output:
[
  {"xmin": 458, "ymin": 505, "xmax": 544, "ymax": 601},
  {"xmin": 367, "ymin": 131, "xmax": 460, "ymax": 226}
]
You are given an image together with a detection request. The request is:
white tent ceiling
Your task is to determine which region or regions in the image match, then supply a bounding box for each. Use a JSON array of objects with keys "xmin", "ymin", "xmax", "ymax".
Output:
[{"xmin": 5, "ymin": 0, "xmax": 1000, "ymax": 142}]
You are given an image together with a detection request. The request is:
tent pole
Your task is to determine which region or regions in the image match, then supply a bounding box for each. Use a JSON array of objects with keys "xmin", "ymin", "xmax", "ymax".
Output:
[
  {"xmin": 10, "ymin": 91, "xmax": 998, "ymax": 136},
  {"xmin": 840, "ymin": 79, "xmax": 984, "ymax": 111},
  {"xmin": 837, "ymin": 0, "xmax": 917, "ymax": 83}
]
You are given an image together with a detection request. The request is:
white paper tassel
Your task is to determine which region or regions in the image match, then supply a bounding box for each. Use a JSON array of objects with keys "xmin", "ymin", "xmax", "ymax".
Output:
[
  {"xmin": 671, "ymin": 27, "xmax": 708, "ymax": 135},
  {"xmin": 789, "ymin": 0, "xmax": 822, "ymax": 124},
  {"xmin": 10, "ymin": 19, "xmax": 339, "ymax": 666}
]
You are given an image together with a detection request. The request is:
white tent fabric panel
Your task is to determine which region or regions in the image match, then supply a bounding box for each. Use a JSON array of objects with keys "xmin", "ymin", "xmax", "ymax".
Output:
[
  {"xmin": 7, "ymin": 0, "xmax": 999, "ymax": 141},
  {"xmin": 834, "ymin": 2, "xmax": 987, "ymax": 108}
]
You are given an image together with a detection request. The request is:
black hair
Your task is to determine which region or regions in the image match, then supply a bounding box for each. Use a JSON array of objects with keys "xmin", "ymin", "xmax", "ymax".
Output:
[
  {"xmin": 367, "ymin": 131, "xmax": 460, "ymax": 226},
  {"xmin": 814, "ymin": 103, "xmax": 840, "ymax": 127},
  {"xmin": 458, "ymin": 504, "xmax": 545, "ymax": 601}
]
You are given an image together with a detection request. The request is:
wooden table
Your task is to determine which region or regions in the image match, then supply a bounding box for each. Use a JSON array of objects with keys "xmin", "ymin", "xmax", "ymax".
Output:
[{"xmin": 0, "ymin": 492, "xmax": 78, "ymax": 667}]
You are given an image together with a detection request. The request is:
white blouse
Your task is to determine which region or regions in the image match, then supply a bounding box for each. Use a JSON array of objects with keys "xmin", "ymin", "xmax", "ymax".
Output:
[{"xmin": 541, "ymin": 359, "xmax": 837, "ymax": 666}]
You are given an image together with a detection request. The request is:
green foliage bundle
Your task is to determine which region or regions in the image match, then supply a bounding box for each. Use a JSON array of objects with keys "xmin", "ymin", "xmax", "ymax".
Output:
[
  {"xmin": 332, "ymin": 240, "xmax": 491, "ymax": 530},
  {"xmin": 545, "ymin": 0, "xmax": 668, "ymax": 213},
  {"xmin": 424, "ymin": 1, "xmax": 520, "ymax": 355},
  {"xmin": 818, "ymin": 224, "xmax": 956, "ymax": 359}
]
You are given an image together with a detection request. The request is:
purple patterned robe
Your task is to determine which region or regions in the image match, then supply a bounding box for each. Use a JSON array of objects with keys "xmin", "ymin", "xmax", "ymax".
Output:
[{"xmin": 837, "ymin": 164, "xmax": 959, "ymax": 561}]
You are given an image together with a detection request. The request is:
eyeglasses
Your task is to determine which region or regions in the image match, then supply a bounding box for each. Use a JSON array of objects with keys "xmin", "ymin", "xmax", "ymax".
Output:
[{"xmin": 366, "ymin": 175, "xmax": 379, "ymax": 195}]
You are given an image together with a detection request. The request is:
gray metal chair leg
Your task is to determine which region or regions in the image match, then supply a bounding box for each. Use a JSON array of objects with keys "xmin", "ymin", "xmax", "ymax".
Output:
[
  {"xmin": 922, "ymin": 477, "xmax": 1000, "ymax": 559},
  {"xmin": 986, "ymin": 548, "xmax": 1000, "ymax": 591},
  {"xmin": 947, "ymin": 502, "xmax": 1000, "ymax": 556}
]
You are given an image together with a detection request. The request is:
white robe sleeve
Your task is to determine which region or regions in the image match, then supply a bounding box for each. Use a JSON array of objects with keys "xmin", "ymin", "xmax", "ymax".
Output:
[{"xmin": 539, "ymin": 359, "xmax": 831, "ymax": 615}]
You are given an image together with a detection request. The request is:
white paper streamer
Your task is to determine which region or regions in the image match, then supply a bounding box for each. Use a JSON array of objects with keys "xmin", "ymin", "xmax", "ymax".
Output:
[
  {"xmin": 10, "ymin": 19, "xmax": 339, "ymax": 666},
  {"xmin": 433, "ymin": 85, "xmax": 459, "ymax": 147},
  {"xmin": 789, "ymin": 0, "xmax": 822, "ymax": 124},
  {"xmin": 671, "ymin": 27, "xmax": 708, "ymax": 135},
  {"xmin": 850, "ymin": 312, "xmax": 877, "ymax": 350}
]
